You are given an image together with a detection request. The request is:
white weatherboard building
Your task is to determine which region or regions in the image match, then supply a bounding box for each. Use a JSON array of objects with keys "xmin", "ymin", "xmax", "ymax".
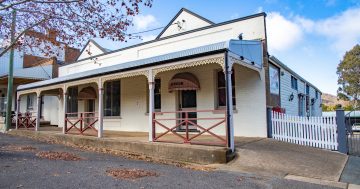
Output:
[
  {"xmin": 15, "ymin": 8, "xmax": 321, "ymax": 150},
  {"xmin": 268, "ymin": 56, "xmax": 322, "ymax": 117}
]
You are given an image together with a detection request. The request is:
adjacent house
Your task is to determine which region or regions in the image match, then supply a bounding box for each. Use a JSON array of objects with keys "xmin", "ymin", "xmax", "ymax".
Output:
[
  {"xmin": 0, "ymin": 30, "xmax": 80, "ymax": 125},
  {"xmin": 14, "ymin": 8, "xmax": 322, "ymax": 150},
  {"xmin": 268, "ymin": 56, "xmax": 322, "ymax": 116}
]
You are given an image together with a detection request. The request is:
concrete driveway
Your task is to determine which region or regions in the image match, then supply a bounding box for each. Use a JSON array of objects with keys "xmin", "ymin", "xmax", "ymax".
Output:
[{"xmin": 218, "ymin": 138, "xmax": 348, "ymax": 182}]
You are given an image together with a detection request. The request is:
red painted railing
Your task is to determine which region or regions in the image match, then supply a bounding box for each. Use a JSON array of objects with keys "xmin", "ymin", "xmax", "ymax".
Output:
[
  {"xmin": 17, "ymin": 112, "xmax": 36, "ymax": 129},
  {"xmin": 65, "ymin": 112, "xmax": 98, "ymax": 135},
  {"xmin": 152, "ymin": 110, "xmax": 228, "ymax": 147}
]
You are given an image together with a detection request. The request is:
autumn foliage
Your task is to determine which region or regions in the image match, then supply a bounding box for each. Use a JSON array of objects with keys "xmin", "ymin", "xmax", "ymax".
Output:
[{"xmin": 0, "ymin": 0, "xmax": 153, "ymax": 57}]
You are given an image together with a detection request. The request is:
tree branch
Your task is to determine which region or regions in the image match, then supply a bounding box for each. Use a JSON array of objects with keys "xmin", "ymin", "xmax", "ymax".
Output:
[{"xmin": 0, "ymin": 17, "xmax": 49, "ymax": 57}]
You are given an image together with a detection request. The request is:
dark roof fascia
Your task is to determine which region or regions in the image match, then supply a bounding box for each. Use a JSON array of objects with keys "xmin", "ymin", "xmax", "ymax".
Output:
[
  {"xmin": 18, "ymin": 49, "xmax": 227, "ymax": 91},
  {"xmin": 269, "ymin": 56, "xmax": 322, "ymax": 93},
  {"xmin": 75, "ymin": 39, "xmax": 108, "ymax": 61},
  {"xmin": 64, "ymin": 12, "xmax": 266, "ymax": 66},
  {"xmin": 155, "ymin": 8, "xmax": 215, "ymax": 40}
]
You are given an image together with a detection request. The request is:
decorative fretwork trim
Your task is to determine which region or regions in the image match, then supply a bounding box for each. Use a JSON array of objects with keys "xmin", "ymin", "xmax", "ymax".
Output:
[
  {"xmin": 102, "ymin": 70, "xmax": 149, "ymax": 83},
  {"xmin": 152, "ymin": 56, "xmax": 225, "ymax": 76}
]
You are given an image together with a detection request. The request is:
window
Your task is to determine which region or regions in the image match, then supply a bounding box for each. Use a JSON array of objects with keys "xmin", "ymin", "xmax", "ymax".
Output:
[
  {"xmin": 26, "ymin": 94, "xmax": 34, "ymax": 111},
  {"xmin": 269, "ymin": 64, "xmax": 280, "ymax": 95},
  {"xmin": 315, "ymin": 91, "xmax": 318, "ymax": 99},
  {"xmin": 67, "ymin": 87, "xmax": 78, "ymax": 113},
  {"xmin": 291, "ymin": 76, "xmax": 298, "ymax": 90},
  {"xmin": 154, "ymin": 79, "xmax": 161, "ymax": 110},
  {"xmin": 217, "ymin": 70, "xmax": 235, "ymax": 107},
  {"xmin": 306, "ymin": 85, "xmax": 310, "ymax": 95},
  {"xmin": 104, "ymin": 80, "xmax": 120, "ymax": 116}
]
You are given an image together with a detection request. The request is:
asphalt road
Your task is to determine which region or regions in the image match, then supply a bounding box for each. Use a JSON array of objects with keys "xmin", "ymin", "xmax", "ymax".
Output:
[{"xmin": 0, "ymin": 133, "xmax": 341, "ymax": 189}]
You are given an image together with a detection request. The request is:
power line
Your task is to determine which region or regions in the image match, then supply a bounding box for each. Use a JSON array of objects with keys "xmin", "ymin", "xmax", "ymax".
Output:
[{"xmin": 127, "ymin": 22, "xmax": 179, "ymax": 36}]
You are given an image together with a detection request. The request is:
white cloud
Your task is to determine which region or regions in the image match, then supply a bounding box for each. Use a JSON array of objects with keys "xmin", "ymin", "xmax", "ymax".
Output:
[
  {"xmin": 256, "ymin": 6, "xmax": 263, "ymax": 13},
  {"xmin": 266, "ymin": 7, "xmax": 360, "ymax": 54},
  {"xmin": 266, "ymin": 12, "xmax": 303, "ymax": 52},
  {"xmin": 141, "ymin": 35, "xmax": 156, "ymax": 42},
  {"xmin": 133, "ymin": 15, "xmax": 157, "ymax": 31},
  {"xmin": 314, "ymin": 7, "xmax": 360, "ymax": 54},
  {"xmin": 294, "ymin": 16, "xmax": 314, "ymax": 32}
]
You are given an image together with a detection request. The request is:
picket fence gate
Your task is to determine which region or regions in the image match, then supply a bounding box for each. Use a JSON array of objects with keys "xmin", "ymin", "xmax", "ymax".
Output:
[{"xmin": 271, "ymin": 111, "xmax": 338, "ymax": 150}]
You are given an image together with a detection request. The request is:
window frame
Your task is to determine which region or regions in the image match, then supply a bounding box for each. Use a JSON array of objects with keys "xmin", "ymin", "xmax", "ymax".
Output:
[
  {"xmin": 216, "ymin": 69, "xmax": 236, "ymax": 109},
  {"xmin": 291, "ymin": 76, "xmax": 298, "ymax": 90},
  {"xmin": 66, "ymin": 86, "xmax": 78, "ymax": 116},
  {"xmin": 154, "ymin": 78, "xmax": 161, "ymax": 111},
  {"xmin": 103, "ymin": 80, "xmax": 121, "ymax": 117},
  {"xmin": 306, "ymin": 85, "xmax": 310, "ymax": 96},
  {"xmin": 26, "ymin": 94, "xmax": 34, "ymax": 111}
]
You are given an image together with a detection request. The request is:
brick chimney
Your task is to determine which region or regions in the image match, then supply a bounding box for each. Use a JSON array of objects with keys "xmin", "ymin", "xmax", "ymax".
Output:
[{"xmin": 47, "ymin": 29, "xmax": 58, "ymax": 42}]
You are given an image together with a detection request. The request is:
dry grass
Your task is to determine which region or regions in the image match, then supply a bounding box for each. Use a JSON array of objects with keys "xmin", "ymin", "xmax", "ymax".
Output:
[
  {"xmin": 35, "ymin": 151, "xmax": 83, "ymax": 161},
  {"xmin": 106, "ymin": 168, "xmax": 159, "ymax": 180},
  {"xmin": 0, "ymin": 145, "xmax": 37, "ymax": 152}
]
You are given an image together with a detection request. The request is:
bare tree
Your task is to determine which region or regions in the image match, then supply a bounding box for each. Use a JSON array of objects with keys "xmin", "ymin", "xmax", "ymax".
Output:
[{"xmin": 0, "ymin": 0, "xmax": 153, "ymax": 57}]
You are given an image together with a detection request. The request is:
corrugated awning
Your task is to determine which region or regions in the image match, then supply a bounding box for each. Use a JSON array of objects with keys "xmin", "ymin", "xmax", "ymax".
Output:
[
  {"xmin": 168, "ymin": 72, "xmax": 200, "ymax": 92},
  {"xmin": 78, "ymin": 87, "xmax": 97, "ymax": 100}
]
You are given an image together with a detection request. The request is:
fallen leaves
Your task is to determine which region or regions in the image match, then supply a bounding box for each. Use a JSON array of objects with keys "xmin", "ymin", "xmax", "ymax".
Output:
[
  {"xmin": 35, "ymin": 151, "xmax": 83, "ymax": 161},
  {"xmin": 106, "ymin": 168, "xmax": 159, "ymax": 180},
  {"xmin": 8, "ymin": 134, "xmax": 215, "ymax": 172},
  {"xmin": 0, "ymin": 145, "xmax": 37, "ymax": 152}
]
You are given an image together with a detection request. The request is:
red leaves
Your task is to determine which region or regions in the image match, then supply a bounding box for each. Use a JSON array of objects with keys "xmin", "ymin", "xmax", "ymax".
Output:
[
  {"xmin": 35, "ymin": 151, "xmax": 84, "ymax": 161},
  {"xmin": 0, "ymin": 0, "xmax": 153, "ymax": 57},
  {"xmin": 106, "ymin": 168, "xmax": 159, "ymax": 180}
]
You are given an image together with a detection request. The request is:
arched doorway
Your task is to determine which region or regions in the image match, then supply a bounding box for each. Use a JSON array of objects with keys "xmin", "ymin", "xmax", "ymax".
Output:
[{"xmin": 169, "ymin": 72, "xmax": 200, "ymax": 131}]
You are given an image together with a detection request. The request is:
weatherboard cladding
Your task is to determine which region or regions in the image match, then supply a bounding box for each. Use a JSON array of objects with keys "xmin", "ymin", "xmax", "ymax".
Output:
[
  {"xmin": 269, "ymin": 56, "xmax": 321, "ymax": 93},
  {"xmin": 18, "ymin": 40, "xmax": 262, "ymax": 91}
]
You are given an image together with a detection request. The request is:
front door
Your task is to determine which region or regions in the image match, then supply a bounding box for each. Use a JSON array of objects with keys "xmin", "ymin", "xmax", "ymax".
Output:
[
  {"xmin": 178, "ymin": 90, "xmax": 197, "ymax": 131},
  {"xmin": 85, "ymin": 99, "xmax": 95, "ymax": 127}
]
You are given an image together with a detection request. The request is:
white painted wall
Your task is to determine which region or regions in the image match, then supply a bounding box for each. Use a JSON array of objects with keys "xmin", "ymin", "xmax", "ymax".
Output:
[
  {"xmin": 62, "ymin": 63, "xmax": 267, "ymax": 137},
  {"xmin": 159, "ymin": 10, "xmax": 212, "ymax": 38},
  {"xmin": 77, "ymin": 41, "xmax": 106, "ymax": 60},
  {"xmin": 59, "ymin": 15, "xmax": 265, "ymax": 76}
]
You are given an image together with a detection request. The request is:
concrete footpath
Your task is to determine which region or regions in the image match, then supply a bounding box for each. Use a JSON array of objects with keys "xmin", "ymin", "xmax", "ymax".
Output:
[
  {"xmin": 340, "ymin": 156, "xmax": 360, "ymax": 185},
  {"xmin": 215, "ymin": 138, "xmax": 360, "ymax": 188}
]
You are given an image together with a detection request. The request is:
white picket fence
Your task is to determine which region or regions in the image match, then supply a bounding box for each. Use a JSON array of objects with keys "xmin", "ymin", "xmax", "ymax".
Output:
[{"xmin": 271, "ymin": 111, "xmax": 338, "ymax": 150}]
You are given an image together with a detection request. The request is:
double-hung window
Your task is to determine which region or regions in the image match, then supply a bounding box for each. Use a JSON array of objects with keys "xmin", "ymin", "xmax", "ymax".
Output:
[
  {"xmin": 217, "ymin": 70, "xmax": 236, "ymax": 107},
  {"xmin": 67, "ymin": 87, "xmax": 78, "ymax": 114},
  {"xmin": 154, "ymin": 79, "xmax": 161, "ymax": 110},
  {"xmin": 26, "ymin": 94, "xmax": 35, "ymax": 111},
  {"xmin": 104, "ymin": 80, "xmax": 120, "ymax": 116},
  {"xmin": 291, "ymin": 76, "xmax": 298, "ymax": 90}
]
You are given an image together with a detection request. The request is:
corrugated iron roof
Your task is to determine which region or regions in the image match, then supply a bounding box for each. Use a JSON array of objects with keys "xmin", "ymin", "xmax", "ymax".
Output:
[
  {"xmin": 18, "ymin": 40, "xmax": 262, "ymax": 91},
  {"xmin": 0, "ymin": 65, "xmax": 52, "ymax": 80}
]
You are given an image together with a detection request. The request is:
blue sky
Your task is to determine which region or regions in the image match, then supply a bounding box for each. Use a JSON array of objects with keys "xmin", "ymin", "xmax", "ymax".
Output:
[{"xmin": 95, "ymin": 0, "xmax": 360, "ymax": 95}]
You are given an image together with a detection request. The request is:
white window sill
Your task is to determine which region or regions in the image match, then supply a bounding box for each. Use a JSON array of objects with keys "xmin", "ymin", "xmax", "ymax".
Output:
[
  {"xmin": 103, "ymin": 116, "xmax": 122, "ymax": 119},
  {"xmin": 214, "ymin": 107, "xmax": 238, "ymax": 114}
]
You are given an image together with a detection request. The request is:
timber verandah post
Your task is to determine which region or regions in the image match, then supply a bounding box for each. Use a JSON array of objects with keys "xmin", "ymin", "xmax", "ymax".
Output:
[
  {"xmin": 63, "ymin": 88, "xmax": 68, "ymax": 134},
  {"xmin": 225, "ymin": 51, "xmax": 235, "ymax": 152},
  {"xmin": 35, "ymin": 93, "xmax": 41, "ymax": 131},
  {"xmin": 148, "ymin": 69, "xmax": 155, "ymax": 142},
  {"xmin": 15, "ymin": 96, "xmax": 20, "ymax": 129},
  {"xmin": 98, "ymin": 79, "xmax": 104, "ymax": 138}
]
